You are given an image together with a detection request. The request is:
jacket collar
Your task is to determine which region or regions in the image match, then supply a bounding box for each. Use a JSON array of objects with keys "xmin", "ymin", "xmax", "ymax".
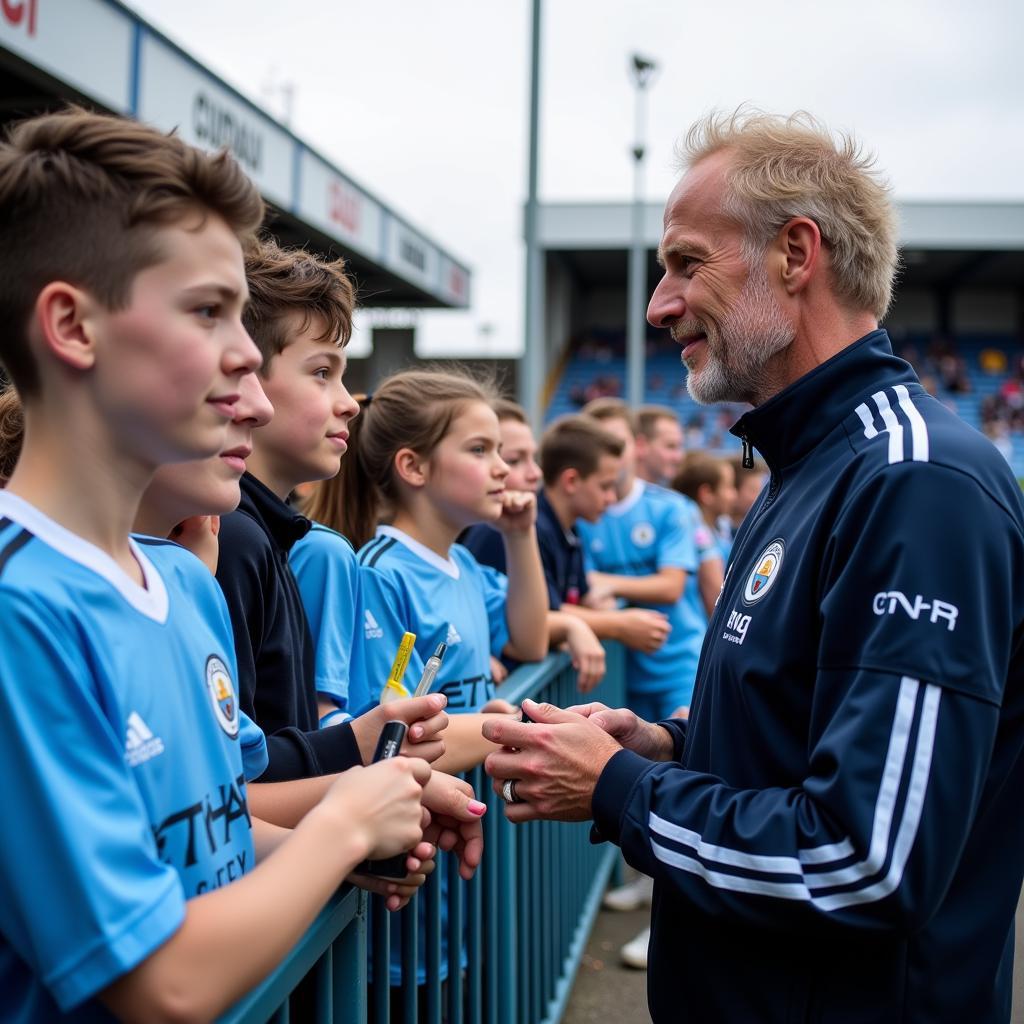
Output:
[
  {"xmin": 730, "ymin": 330, "xmax": 918, "ymax": 472},
  {"xmin": 238, "ymin": 472, "xmax": 312, "ymax": 553}
]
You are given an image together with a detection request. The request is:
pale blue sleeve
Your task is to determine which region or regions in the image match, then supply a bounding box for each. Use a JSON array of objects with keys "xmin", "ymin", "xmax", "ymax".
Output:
[
  {"xmin": 290, "ymin": 529, "xmax": 359, "ymax": 707},
  {"xmin": 477, "ymin": 562, "xmax": 511, "ymax": 658},
  {"xmin": 0, "ymin": 589, "xmax": 184, "ymax": 1011},
  {"xmin": 656, "ymin": 500, "xmax": 698, "ymax": 573},
  {"xmin": 352, "ymin": 565, "xmax": 425, "ymax": 715},
  {"xmin": 238, "ymin": 711, "xmax": 269, "ymax": 781}
]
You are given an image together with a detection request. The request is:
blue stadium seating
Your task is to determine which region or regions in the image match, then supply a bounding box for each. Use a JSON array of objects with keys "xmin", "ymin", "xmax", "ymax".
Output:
[{"xmin": 545, "ymin": 331, "xmax": 1024, "ymax": 478}]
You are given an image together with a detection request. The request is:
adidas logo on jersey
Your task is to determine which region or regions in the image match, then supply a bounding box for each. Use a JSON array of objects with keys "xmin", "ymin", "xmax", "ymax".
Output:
[
  {"xmin": 364, "ymin": 609, "xmax": 384, "ymax": 640},
  {"xmin": 125, "ymin": 711, "xmax": 165, "ymax": 767},
  {"xmin": 446, "ymin": 623, "xmax": 462, "ymax": 645}
]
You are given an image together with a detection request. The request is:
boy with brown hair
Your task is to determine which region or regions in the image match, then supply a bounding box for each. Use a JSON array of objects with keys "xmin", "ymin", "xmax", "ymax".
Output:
[
  {"xmin": 215, "ymin": 238, "xmax": 450, "ymax": 779},
  {"xmin": 673, "ymin": 452, "xmax": 738, "ymax": 562},
  {"xmin": 0, "ymin": 107, "xmax": 429, "ymax": 1021}
]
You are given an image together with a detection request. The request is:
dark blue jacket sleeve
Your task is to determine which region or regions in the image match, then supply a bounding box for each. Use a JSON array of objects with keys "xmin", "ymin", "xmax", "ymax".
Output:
[{"xmin": 593, "ymin": 461, "xmax": 1024, "ymax": 930}]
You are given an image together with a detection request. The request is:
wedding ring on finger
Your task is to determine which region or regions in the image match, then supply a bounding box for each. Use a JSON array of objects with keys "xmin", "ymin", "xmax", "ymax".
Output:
[{"xmin": 501, "ymin": 778, "xmax": 523, "ymax": 805}]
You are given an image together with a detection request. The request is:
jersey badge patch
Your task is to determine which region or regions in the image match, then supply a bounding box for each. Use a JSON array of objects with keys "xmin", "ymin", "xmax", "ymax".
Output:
[
  {"xmin": 206, "ymin": 655, "xmax": 239, "ymax": 738},
  {"xmin": 742, "ymin": 539, "xmax": 785, "ymax": 605},
  {"xmin": 630, "ymin": 522, "xmax": 655, "ymax": 548}
]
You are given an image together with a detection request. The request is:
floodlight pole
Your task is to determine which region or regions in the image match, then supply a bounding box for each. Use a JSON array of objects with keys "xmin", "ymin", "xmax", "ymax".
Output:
[
  {"xmin": 520, "ymin": 0, "xmax": 544, "ymax": 430},
  {"xmin": 626, "ymin": 54, "xmax": 657, "ymax": 409}
]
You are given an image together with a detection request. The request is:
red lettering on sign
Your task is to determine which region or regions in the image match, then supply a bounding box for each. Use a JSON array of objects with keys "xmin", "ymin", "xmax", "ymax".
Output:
[
  {"xmin": 448, "ymin": 266, "xmax": 467, "ymax": 300},
  {"xmin": 328, "ymin": 180, "xmax": 361, "ymax": 235},
  {"xmin": 1, "ymin": 0, "xmax": 37, "ymax": 36}
]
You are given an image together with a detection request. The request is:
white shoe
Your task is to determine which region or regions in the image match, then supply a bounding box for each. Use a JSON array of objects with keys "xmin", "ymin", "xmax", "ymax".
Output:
[
  {"xmin": 603, "ymin": 875, "xmax": 654, "ymax": 912},
  {"xmin": 620, "ymin": 927, "xmax": 650, "ymax": 970}
]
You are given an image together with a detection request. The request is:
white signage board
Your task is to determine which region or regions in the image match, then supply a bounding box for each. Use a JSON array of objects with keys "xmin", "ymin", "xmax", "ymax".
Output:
[
  {"xmin": 136, "ymin": 32, "xmax": 293, "ymax": 208},
  {"xmin": 0, "ymin": 0, "xmax": 132, "ymax": 113},
  {"xmin": 385, "ymin": 217, "xmax": 440, "ymax": 296},
  {"xmin": 297, "ymin": 149, "xmax": 383, "ymax": 263}
]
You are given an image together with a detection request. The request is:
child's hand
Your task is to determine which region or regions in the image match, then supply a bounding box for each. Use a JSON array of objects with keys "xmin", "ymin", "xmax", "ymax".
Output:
[
  {"xmin": 495, "ymin": 489, "xmax": 537, "ymax": 535},
  {"xmin": 170, "ymin": 515, "xmax": 220, "ymax": 574},
  {"xmin": 616, "ymin": 608, "xmax": 671, "ymax": 653},
  {"xmin": 420, "ymin": 770, "xmax": 486, "ymax": 881},
  {"xmin": 320, "ymin": 758, "xmax": 430, "ymax": 862},
  {"xmin": 489, "ymin": 655, "xmax": 509, "ymax": 684},
  {"xmin": 480, "ymin": 697, "xmax": 517, "ymax": 715},
  {"xmin": 350, "ymin": 693, "xmax": 449, "ymax": 765},
  {"xmin": 562, "ymin": 619, "xmax": 606, "ymax": 692},
  {"xmin": 349, "ymin": 835, "xmax": 438, "ymax": 911}
]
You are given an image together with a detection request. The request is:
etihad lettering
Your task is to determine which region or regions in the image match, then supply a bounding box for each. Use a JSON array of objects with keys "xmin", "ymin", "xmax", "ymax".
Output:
[
  {"xmin": 195, "ymin": 851, "xmax": 248, "ymax": 894},
  {"xmin": 872, "ymin": 591, "xmax": 959, "ymax": 631},
  {"xmin": 437, "ymin": 674, "xmax": 492, "ymax": 710},
  {"xmin": 152, "ymin": 772, "xmax": 251, "ymax": 867},
  {"xmin": 2, "ymin": 0, "xmax": 37, "ymax": 35},
  {"xmin": 193, "ymin": 93, "xmax": 263, "ymax": 173}
]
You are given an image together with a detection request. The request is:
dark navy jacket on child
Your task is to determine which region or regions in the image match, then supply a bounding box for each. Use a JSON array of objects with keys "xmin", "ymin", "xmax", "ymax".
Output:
[{"xmin": 592, "ymin": 331, "xmax": 1024, "ymax": 1023}]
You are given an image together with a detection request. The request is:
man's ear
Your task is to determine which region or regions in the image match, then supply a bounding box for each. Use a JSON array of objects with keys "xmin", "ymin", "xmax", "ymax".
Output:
[
  {"xmin": 33, "ymin": 281, "xmax": 98, "ymax": 373},
  {"xmin": 394, "ymin": 447, "xmax": 428, "ymax": 488},
  {"xmin": 775, "ymin": 217, "xmax": 822, "ymax": 297}
]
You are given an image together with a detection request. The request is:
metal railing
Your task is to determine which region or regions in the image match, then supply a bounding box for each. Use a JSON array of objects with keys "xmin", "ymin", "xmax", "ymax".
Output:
[{"xmin": 220, "ymin": 642, "xmax": 626, "ymax": 1024}]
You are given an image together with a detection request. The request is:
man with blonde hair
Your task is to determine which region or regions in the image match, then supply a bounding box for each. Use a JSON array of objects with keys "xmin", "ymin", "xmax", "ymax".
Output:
[{"xmin": 483, "ymin": 109, "xmax": 1024, "ymax": 1022}]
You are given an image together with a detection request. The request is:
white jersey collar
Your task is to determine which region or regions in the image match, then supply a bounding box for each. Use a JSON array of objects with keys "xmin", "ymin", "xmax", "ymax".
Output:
[
  {"xmin": 377, "ymin": 524, "xmax": 461, "ymax": 580},
  {"xmin": 0, "ymin": 491, "xmax": 169, "ymax": 623},
  {"xmin": 606, "ymin": 478, "xmax": 645, "ymax": 517}
]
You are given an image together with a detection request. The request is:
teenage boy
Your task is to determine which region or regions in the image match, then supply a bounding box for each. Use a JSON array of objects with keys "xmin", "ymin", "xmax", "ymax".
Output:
[
  {"xmin": 216, "ymin": 239, "xmax": 449, "ymax": 781},
  {"xmin": 0, "ymin": 384, "xmax": 21, "ymax": 486},
  {"xmin": 674, "ymin": 452, "xmax": 738, "ymax": 563},
  {"xmin": 633, "ymin": 404, "xmax": 686, "ymax": 486},
  {"xmin": 634, "ymin": 404, "xmax": 723, "ymax": 619},
  {"xmin": 0, "ymin": 107, "xmax": 428, "ymax": 1021}
]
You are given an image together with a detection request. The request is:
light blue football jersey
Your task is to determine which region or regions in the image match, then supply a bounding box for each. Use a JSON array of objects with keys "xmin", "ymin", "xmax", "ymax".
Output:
[
  {"xmin": 290, "ymin": 523, "xmax": 362, "ymax": 712},
  {"xmin": 356, "ymin": 525, "xmax": 510, "ymax": 985},
  {"xmin": 355, "ymin": 526, "xmax": 509, "ymax": 715},
  {"xmin": 0, "ymin": 493, "xmax": 257, "ymax": 1022},
  {"xmin": 578, "ymin": 479, "xmax": 702, "ymax": 702},
  {"xmin": 678, "ymin": 494, "xmax": 725, "ymax": 629}
]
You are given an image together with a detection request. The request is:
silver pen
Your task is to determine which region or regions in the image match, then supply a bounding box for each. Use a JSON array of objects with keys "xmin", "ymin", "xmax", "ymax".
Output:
[{"xmin": 413, "ymin": 642, "xmax": 447, "ymax": 697}]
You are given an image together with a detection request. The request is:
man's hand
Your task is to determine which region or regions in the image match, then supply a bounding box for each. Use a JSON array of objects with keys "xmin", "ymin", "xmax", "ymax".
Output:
[
  {"xmin": 565, "ymin": 701, "xmax": 675, "ymax": 762},
  {"xmin": 350, "ymin": 693, "xmax": 449, "ymax": 765},
  {"xmin": 420, "ymin": 770, "xmax": 486, "ymax": 880},
  {"xmin": 482, "ymin": 699, "xmax": 622, "ymax": 823}
]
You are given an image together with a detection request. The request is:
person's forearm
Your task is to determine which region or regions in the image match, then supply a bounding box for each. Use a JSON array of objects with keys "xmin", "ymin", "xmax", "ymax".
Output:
[
  {"xmin": 559, "ymin": 603, "xmax": 623, "ymax": 642},
  {"xmin": 431, "ymin": 713, "xmax": 505, "ymax": 774},
  {"xmin": 249, "ymin": 776, "xmax": 334, "ymax": 829},
  {"xmin": 502, "ymin": 531, "xmax": 549, "ymax": 661},
  {"xmin": 697, "ymin": 559, "xmax": 723, "ymax": 619},
  {"xmin": 595, "ymin": 568, "xmax": 685, "ymax": 605},
  {"xmin": 100, "ymin": 804, "xmax": 369, "ymax": 1023}
]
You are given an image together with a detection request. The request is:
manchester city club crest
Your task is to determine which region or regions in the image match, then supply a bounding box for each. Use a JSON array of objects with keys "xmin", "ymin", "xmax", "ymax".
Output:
[
  {"xmin": 205, "ymin": 654, "xmax": 239, "ymax": 738},
  {"xmin": 631, "ymin": 522, "xmax": 655, "ymax": 548},
  {"xmin": 743, "ymin": 539, "xmax": 785, "ymax": 605}
]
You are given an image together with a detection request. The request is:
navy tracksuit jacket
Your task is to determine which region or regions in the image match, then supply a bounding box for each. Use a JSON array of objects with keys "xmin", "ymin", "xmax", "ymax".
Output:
[{"xmin": 592, "ymin": 331, "xmax": 1024, "ymax": 1022}]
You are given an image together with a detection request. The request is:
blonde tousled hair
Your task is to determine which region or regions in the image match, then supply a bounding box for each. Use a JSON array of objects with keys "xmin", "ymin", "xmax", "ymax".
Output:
[{"xmin": 678, "ymin": 108, "xmax": 899, "ymax": 320}]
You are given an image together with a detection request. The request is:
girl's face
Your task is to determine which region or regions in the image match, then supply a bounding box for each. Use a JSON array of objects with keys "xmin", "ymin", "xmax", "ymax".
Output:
[
  {"xmin": 499, "ymin": 418, "xmax": 541, "ymax": 492},
  {"xmin": 426, "ymin": 400, "xmax": 510, "ymax": 527}
]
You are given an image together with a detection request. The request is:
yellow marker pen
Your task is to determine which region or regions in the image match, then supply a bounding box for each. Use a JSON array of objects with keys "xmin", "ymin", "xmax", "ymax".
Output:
[{"xmin": 380, "ymin": 631, "xmax": 416, "ymax": 703}]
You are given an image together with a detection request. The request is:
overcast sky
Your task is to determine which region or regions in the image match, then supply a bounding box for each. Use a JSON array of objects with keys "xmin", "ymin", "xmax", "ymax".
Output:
[{"xmin": 129, "ymin": 0, "xmax": 1024, "ymax": 357}]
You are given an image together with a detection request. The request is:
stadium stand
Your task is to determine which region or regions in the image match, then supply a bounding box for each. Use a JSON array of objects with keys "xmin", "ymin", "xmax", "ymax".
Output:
[{"xmin": 546, "ymin": 329, "xmax": 1024, "ymax": 478}]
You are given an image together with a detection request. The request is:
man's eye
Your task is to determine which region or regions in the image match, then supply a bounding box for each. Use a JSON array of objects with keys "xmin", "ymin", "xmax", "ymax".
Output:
[
  {"xmin": 314, "ymin": 368, "xmax": 330, "ymax": 380},
  {"xmin": 195, "ymin": 305, "xmax": 219, "ymax": 320}
]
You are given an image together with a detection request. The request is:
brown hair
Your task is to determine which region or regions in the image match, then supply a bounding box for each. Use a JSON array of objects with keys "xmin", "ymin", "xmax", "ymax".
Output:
[
  {"xmin": 304, "ymin": 367, "xmax": 498, "ymax": 548},
  {"xmin": 243, "ymin": 238, "xmax": 356, "ymax": 368},
  {"xmin": 0, "ymin": 106, "xmax": 264, "ymax": 396},
  {"xmin": 493, "ymin": 397, "xmax": 528, "ymax": 425},
  {"xmin": 0, "ymin": 385, "xmax": 24, "ymax": 484},
  {"xmin": 673, "ymin": 453, "xmax": 726, "ymax": 504},
  {"xmin": 581, "ymin": 396, "xmax": 636, "ymax": 434},
  {"xmin": 540, "ymin": 415, "xmax": 623, "ymax": 487},
  {"xmin": 679, "ymin": 108, "xmax": 899, "ymax": 319},
  {"xmin": 635, "ymin": 404, "xmax": 680, "ymax": 440}
]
